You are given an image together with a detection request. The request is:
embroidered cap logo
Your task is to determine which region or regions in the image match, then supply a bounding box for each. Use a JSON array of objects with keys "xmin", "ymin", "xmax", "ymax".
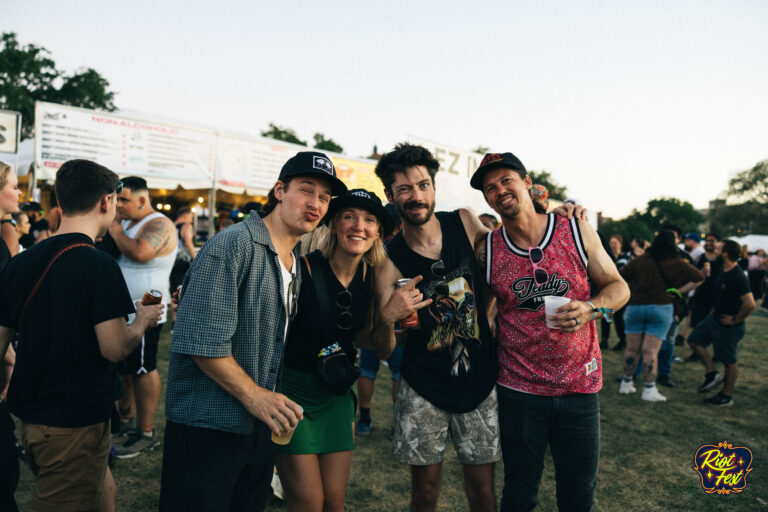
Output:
[{"xmin": 313, "ymin": 156, "xmax": 335, "ymax": 175}]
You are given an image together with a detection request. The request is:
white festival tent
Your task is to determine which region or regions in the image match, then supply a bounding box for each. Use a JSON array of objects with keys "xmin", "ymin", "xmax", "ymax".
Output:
[{"xmin": 731, "ymin": 235, "xmax": 768, "ymax": 252}]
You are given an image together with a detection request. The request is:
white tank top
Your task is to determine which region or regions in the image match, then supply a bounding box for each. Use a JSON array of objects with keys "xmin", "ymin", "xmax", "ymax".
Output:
[{"xmin": 118, "ymin": 212, "xmax": 177, "ymax": 324}]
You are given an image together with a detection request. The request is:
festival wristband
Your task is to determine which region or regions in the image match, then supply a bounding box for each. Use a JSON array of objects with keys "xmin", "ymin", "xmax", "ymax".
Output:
[
  {"xmin": 587, "ymin": 300, "xmax": 615, "ymax": 323},
  {"xmin": 666, "ymin": 288, "xmax": 683, "ymax": 300}
]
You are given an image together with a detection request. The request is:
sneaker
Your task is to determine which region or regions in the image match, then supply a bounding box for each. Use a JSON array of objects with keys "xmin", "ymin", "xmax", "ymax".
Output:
[
  {"xmin": 271, "ymin": 471, "xmax": 285, "ymax": 500},
  {"xmin": 641, "ymin": 386, "xmax": 667, "ymax": 402},
  {"xmin": 697, "ymin": 371, "xmax": 723, "ymax": 393},
  {"xmin": 671, "ymin": 356, "xmax": 684, "ymax": 364},
  {"xmin": 656, "ymin": 375, "xmax": 676, "ymax": 388},
  {"xmin": 703, "ymin": 393, "xmax": 734, "ymax": 407},
  {"xmin": 619, "ymin": 379, "xmax": 636, "ymax": 394},
  {"xmin": 355, "ymin": 421, "xmax": 371, "ymax": 436},
  {"xmin": 114, "ymin": 430, "xmax": 159, "ymax": 459},
  {"xmin": 113, "ymin": 417, "xmax": 136, "ymax": 438}
]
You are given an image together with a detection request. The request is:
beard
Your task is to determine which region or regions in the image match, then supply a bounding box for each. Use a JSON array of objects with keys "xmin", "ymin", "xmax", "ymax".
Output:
[
  {"xmin": 396, "ymin": 199, "xmax": 435, "ymax": 227},
  {"xmin": 495, "ymin": 193, "xmax": 521, "ymax": 220}
]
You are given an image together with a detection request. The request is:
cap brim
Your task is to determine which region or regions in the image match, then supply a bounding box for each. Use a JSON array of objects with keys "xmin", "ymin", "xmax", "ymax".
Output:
[
  {"xmin": 470, "ymin": 162, "xmax": 526, "ymax": 190},
  {"xmin": 290, "ymin": 172, "xmax": 347, "ymax": 196}
]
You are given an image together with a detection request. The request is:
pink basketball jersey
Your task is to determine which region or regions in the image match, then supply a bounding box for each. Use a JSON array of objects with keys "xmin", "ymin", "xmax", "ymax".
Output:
[{"xmin": 486, "ymin": 214, "xmax": 602, "ymax": 396}]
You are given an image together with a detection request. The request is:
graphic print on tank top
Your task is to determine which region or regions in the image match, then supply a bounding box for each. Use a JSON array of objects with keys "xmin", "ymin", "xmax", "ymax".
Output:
[{"xmin": 424, "ymin": 256, "xmax": 481, "ymax": 376}]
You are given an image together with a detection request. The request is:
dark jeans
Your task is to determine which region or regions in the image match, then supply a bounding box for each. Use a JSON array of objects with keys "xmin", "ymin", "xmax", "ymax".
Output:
[
  {"xmin": 159, "ymin": 420, "xmax": 276, "ymax": 512},
  {"xmin": 498, "ymin": 386, "xmax": 600, "ymax": 512}
]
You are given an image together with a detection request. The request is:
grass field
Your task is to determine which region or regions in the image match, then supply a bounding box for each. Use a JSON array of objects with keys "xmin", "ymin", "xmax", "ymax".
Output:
[{"xmin": 13, "ymin": 311, "xmax": 768, "ymax": 511}]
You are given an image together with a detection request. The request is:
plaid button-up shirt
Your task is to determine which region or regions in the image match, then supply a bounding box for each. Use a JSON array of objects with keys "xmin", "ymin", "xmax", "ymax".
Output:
[{"xmin": 165, "ymin": 214, "xmax": 300, "ymax": 434}]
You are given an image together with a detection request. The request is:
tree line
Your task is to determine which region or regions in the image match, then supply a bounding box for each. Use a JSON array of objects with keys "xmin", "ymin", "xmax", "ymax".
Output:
[{"xmin": 1, "ymin": 32, "xmax": 764, "ymax": 239}]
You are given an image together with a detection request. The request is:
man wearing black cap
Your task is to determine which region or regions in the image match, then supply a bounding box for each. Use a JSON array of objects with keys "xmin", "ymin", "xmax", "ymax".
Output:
[
  {"xmin": 472, "ymin": 152, "xmax": 628, "ymax": 511},
  {"xmin": 160, "ymin": 151, "xmax": 346, "ymax": 512}
]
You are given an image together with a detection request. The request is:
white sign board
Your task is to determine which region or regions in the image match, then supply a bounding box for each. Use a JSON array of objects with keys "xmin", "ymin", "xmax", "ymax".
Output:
[
  {"xmin": 217, "ymin": 135, "xmax": 306, "ymax": 194},
  {"xmin": 34, "ymin": 102, "xmax": 216, "ymax": 187},
  {"xmin": 406, "ymin": 136, "xmax": 490, "ymax": 214},
  {"xmin": 0, "ymin": 110, "xmax": 21, "ymax": 154}
]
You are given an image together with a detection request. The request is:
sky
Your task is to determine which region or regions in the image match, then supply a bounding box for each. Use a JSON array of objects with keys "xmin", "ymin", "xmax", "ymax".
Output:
[{"xmin": 2, "ymin": 0, "xmax": 767, "ymax": 218}]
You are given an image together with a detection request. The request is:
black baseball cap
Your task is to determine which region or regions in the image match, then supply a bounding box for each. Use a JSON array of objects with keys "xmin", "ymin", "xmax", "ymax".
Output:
[
  {"xmin": 21, "ymin": 201, "xmax": 42, "ymax": 212},
  {"xmin": 470, "ymin": 152, "xmax": 527, "ymax": 190},
  {"xmin": 278, "ymin": 151, "xmax": 347, "ymax": 196},
  {"xmin": 324, "ymin": 188, "xmax": 393, "ymax": 235}
]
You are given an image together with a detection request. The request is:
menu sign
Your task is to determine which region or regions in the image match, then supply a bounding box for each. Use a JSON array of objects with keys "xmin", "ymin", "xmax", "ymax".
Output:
[{"xmin": 35, "ymin": 102, "xmax": 215, "ymax": 186}]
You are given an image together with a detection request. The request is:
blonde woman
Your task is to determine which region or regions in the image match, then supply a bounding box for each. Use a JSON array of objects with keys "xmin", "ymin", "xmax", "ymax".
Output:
[{"xmin": 274, "ymin": 188, "xmax": 413, "ymax": 512}]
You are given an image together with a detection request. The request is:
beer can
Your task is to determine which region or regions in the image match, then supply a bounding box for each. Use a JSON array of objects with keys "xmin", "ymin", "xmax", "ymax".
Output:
[
  {"xmin": 396, "ymin": 278, "xmax": 419, "ymax": 329},
  {"xmin": 141, "ymin": 289, "xmax": 163, "ymax": 306}
]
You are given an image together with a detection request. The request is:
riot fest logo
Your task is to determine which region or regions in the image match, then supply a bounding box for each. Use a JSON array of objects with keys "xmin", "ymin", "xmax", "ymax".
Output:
[{"xmin": 692, "ymin": 440, "xmax": 753, "ymax": 495}]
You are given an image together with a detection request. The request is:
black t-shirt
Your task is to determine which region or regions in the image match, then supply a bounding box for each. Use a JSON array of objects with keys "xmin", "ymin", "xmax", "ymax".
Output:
[
  {"xmin": 386, "ymin": 211, "xmax": 497, "ymax": 413},
  {"xmin": 0, "ymin": 233, "xmax": 135, "ymax": 427},
  {"xmin": 19, "ymin": 219, "xmax": 49, "ymax": 248},
  {"xmin": 712, "ymin": 266, "xmax": 751, "ymax": 321},
  {"xmin": 95, "ymin": 230, "xmax": 122, "ymax": 259},
  {"xmin": 0, "ymin": 238, "xmax": 10, "ymax": 272},
  {"xmin": 283, "ymin": 250, "xmax": 371, "ymax": 372},
  {"xmin": 691, "ymin": 254, "xmax": 723, "ymax": 306},
  {"xmin": 679, "ymin": 248, "xmax": 693, "ymax": 264}
]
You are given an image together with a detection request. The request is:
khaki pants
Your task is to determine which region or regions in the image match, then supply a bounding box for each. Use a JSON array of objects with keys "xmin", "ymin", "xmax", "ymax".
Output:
[{"xmin": 21, "ymin": 421, "xmax": 110, "ymax": 512}]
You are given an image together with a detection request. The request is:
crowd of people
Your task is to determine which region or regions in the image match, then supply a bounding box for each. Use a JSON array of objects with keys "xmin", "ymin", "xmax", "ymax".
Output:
[{"xmin": 0, "ymin": 146, "xmax": 762, "ymax": 511}]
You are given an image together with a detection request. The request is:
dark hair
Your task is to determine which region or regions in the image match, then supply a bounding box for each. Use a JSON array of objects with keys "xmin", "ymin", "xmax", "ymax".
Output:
[
  {"xmin": 261, "ymin": 177, "xmax": 294, "ymax": 216},
  {"xmin": 175, "ymin": 207, "xmax": 192, "ymax": 220},
  {"xmin": 375, "ymin": 143, "xmax": 439, "ymax": 194},
  {"xmin": 479, "ymin": 213, "xmax": 499, "ymax": 228},
  {"xmin": 55, "ymin": 159, "xmax": 120, "ymax": 215},
  {"xmin": 243, "ymin": 201, "xmax": 262, "ymax": 214},
  {"xmin": 646, "ymin": 230, "xmax": 679, "ymax": 262},
  {"xmin": 705, "ymin": 233, "xmax": 721, "ymax": 241},
  {"xmin": 721, "ymin": 240, "xmax": 741, "ymax": 261},
  {"xmin": 661, "ymin": 223, "xmax": 683, "ymax": 238},
  {"xmin": 120, "ymin": 176, "xmax": 148, "ymax": 193}
]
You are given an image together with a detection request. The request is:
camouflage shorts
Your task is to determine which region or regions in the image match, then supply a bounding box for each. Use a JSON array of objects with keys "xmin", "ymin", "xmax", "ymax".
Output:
[{"xmin": 392, "ymin": 379, "xmax": 501, "ymax": 465}]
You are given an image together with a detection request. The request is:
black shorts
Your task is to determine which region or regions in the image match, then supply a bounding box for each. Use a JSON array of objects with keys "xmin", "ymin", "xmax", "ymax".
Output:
[
  {"xmin": 122, "ymin": 324, "xmax": 162, "ymax": 374},
  {"xmin": 689, "ymin": 301, "xmax": 711, "ymax": 329},
  {"xmin": 688, "ymin": 315, "xmax": 745, "ymax": 365},
  {"xmin": 169, "ymin": 259, "xmax": 190, "ymax": 292}
]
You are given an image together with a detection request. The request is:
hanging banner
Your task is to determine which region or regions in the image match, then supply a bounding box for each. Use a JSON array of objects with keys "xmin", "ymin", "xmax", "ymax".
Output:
[
  {"xmin": 0, "ymin": 110, "xmax": 21, "ymax": 154},
  {"xmin": 217, "ymin": 135, "xmax": 385, "ymax": 197},
  {"xmin": 217, "ymin": 135, "xmax": 307, "ymax": 194},
  {"xmin": 329, "ymin": 157, "xmax": 385, "ymax": 199},
  {"xmin": 34, "ymin": 101, "xmax": 215, "ymax": 188}
]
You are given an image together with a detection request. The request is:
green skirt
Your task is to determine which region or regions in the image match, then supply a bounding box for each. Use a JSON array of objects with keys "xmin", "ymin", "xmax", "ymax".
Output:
[{"xmin": 275, "ymin": 366, "xmax": 356, "ymax": 454}]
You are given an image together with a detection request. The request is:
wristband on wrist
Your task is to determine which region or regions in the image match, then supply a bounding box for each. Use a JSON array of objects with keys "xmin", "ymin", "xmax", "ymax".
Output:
[
  {"xmin": 0, "ymin": 218, "xmax": 16, "ymax": 226},
  {"xmin": 587, "ymin": 300, "xmax": 614, "ymax": 323},
  {"xmin": 666, "ymin": 288, "xmax": 683, "ymax": 300}
]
